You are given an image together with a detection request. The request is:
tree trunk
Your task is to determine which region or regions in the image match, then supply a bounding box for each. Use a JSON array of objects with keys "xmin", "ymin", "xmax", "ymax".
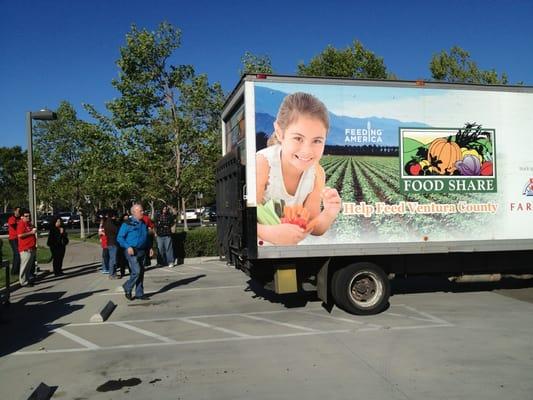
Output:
[
  {"xmin": 181, "ymin": 197, "xmax": 188, "ymax": 231},
  {"xmin": 79, "ymin": 212, "xmax": 85, "ymax": 240}
]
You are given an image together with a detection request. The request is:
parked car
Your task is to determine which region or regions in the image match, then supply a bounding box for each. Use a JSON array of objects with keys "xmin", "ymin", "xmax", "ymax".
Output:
[
  {"xmin": 69, "ymin": 213, "xmax": 81, "ymax": 228},
  {"xmin": 201, "ymin": 206, "xmax": 217, "ymax": 225},
  {"xmin": 180, "ymin": 208, "xmax": 199, "ymax": 222},
  {"xmin": 0, "ymin": 213, "xmax": 10, "ymax": 235},
  {"xmin": 37, "ymin": 214, "xmax": 56, "ymax": 231},
  {"xmin": 58, "ymin": 212, "xmax": 73, "ymax": 226}
]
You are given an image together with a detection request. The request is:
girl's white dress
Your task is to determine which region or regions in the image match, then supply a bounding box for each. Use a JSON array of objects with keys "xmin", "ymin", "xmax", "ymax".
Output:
[{"xmin": 257, "ymin": 144, "xmax": 315, "ymax": 206}]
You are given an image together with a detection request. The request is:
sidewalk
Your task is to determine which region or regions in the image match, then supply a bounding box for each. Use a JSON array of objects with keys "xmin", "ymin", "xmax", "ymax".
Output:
[
  {"xmin": 2, "ymin": 238, "xmax": 219, "ymax": 299},
  {"xmin": 1, "ymin": 239, "xmax": 103, "ymax": 296}
]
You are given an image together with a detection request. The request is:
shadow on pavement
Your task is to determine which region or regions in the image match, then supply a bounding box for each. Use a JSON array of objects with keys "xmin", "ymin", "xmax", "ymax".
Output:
[
  {"xmin": 391, "ymin": 275, "xmax": 533, "ymax": 300},
  {"xmin": 36, "ymin": 263, "xmax": 102, "ymax": 285},
  {"xmin": 244, "ymin": 275, "xmax": 533, "ymax": 311},
  {"xmin": 149, "ymin": 274, "xmax": 206, "ymax": 297},
  {"xmin": 245, "ymin": 279, "xmax": 320, "ymax": 309},
  {"xmin": 0, "ymin": 288, "xmax": 107, "ymax": 357},
  {"xmin": 33, "ymin": 263, "xmax": 100, "ymax": 283}
]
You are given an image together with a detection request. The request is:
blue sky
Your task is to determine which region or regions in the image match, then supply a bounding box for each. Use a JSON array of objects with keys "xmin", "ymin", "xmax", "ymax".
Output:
[{"xmin": 1, "ymin": 0, "xmax": 532, "ymax": 148}]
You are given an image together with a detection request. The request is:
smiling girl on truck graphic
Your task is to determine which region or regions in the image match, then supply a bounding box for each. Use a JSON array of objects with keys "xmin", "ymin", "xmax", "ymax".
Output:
[{"xmin": 256, "ymin": 92, "xmax": 341, "ymax": 245}]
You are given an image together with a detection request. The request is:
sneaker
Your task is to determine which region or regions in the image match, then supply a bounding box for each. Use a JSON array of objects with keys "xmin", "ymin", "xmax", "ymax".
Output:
[
  {"xmin": 124, "ymin": 291, "xmax": 132, "ymax": 301},
  {"xmin": 101, "ymin": 270, "xmax": 110, "ymax": 275},
  {"xmin": 167, "ymin": 264, "xmax": 174, "ymax": 268}
]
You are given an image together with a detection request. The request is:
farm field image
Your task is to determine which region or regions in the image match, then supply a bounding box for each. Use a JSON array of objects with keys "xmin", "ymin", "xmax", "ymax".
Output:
[{"xmin": 320, "ymin": 155, "xmax": 495, "ymax": 243}]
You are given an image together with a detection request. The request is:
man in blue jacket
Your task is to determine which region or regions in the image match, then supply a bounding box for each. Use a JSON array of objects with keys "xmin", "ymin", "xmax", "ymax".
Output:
[{"xmin": 117, "ymin": 204, "xmax": 152, "ymax": 300}]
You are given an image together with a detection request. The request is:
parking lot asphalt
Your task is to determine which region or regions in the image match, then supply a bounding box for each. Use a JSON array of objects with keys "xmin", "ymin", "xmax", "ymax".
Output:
[{"xmin": 1, "ymin": 240, "xmax": 533, "ymax": 400}]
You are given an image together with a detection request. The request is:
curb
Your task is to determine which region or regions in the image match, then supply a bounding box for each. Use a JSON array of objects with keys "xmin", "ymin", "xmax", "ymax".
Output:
[
  {"xmin": 183, "ymin": 256, "xmax": 221, "ymax": 264},
  {"xmin": 90, "ymin": 300, "xmax": 116, "ymax": 323}
]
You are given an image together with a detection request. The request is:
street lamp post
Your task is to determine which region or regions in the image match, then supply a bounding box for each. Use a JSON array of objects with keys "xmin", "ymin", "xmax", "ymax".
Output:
[{"xmin": 26, "ymin": 109, "xmax": 57, "ymax": 229}]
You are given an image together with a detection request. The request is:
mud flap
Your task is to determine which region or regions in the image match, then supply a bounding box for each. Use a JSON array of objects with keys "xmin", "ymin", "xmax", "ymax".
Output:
[
  {"xmin": 274, "ymin": 268, "xmax": 297, "ymax": 294},
  {"xmin": 317, "ymin": 259, "xmax": 332, "ymax": 312}
]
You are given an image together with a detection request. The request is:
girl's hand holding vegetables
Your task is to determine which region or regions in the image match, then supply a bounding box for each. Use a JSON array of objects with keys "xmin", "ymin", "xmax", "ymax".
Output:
[{"xmin": 260, "ymin": 223, "xmax": 309, "ymax": 245}]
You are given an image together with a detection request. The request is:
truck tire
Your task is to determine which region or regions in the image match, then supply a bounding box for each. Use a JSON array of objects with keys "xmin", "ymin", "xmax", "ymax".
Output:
[{"xmin": 331, "ymin": 262, "xmax": 390, "ymax": 315}]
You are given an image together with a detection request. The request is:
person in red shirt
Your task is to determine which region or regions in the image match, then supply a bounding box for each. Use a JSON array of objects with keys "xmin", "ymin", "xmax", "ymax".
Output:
[
  {"xmin": 98, "ymin": 219, "xmax": 110, "ymax": 274},
  {"xmin": 141, "ymin": 213, "xmax": 155, "ymax": 267},
  {"xmin": 7, "ymin": 207, "xmax": 21, "ymax": 275},
  {"xmin": 17, "ymin": 210, "xmax": 37, "ymax": 286}
]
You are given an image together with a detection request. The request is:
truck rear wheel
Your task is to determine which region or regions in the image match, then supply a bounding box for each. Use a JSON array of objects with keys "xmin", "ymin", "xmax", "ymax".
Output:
[{"xmin": 331, "ymin": 262, "xmax": 390, "ymax": 315}]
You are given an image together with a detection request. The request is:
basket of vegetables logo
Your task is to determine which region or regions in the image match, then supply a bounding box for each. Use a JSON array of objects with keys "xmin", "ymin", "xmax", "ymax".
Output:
[{"xmin": 400, "ymin": 123, "xmax": 496, "ymax": 193}]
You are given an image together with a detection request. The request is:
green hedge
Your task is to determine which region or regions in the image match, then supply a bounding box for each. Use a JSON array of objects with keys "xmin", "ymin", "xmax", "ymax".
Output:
[{"xmin": 173, "ymin": 227, "xmax": 218, "ymax": 258}]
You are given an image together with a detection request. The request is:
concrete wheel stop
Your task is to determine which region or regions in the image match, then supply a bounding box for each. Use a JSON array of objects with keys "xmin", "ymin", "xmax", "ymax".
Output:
[{"xmin": 90, "ymin": 300, "xmax": 117, "ymax": 323}]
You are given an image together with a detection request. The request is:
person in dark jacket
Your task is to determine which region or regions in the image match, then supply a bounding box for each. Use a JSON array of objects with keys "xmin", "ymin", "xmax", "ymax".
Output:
[
  {"xmin": 155, "ymin": 205, "xmax": 175, "ymax": 267},
  {"xmin": 47, "ymin": 216, "xmax": 69, "ymax": 276},
  {"xmin": 103, "ymin": 210, "xmax": 119, "ymax": 279}
]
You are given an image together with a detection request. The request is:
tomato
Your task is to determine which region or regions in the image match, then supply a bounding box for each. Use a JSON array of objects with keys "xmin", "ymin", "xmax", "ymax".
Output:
[
  {"xmin": 405, "ymin": 160, "xmax": 422, "ymax": 176},
  {"xmin": 480, "ymin": 161, "xmax": 493, "ymax": 176},
  {"xmin": 409, "ymin": 163, "xmax": 422, "ymax": 176},
  {"xmin": 281, "ymin": 216, "xmax": 307, "ymax": 229}
]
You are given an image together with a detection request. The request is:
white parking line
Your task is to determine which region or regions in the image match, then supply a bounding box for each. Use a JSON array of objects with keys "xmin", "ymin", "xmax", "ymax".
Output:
[
  {"xmin": 66, "ymin": 308, "xmax": 326, "ymax": 326},
  {"xmin": 180, "ymin": 318, "xmax": 252, "ymax": 338},
  {"xmin": 299, "ymin": 310, "xmax": 366, "ymax": 325},
  {"xmin": 111, "ymin": 321, "xmax": 177, "ymax": 344},
  {"xmin": 13, "ymin": 306, "xmax": 453, "ymax": 356},
  {"xmin": 150, "ymin": 269, "xmax": 190, "ymax": 275},
  {"xmin": 98, "ymin": 285, "xmax": 244, "ymax": 296},
  {"xmin": 398, "ymin": 304, "xmax": 454, "ymax": 325},
  {"xmin": 184, "ymin": 265, "xmax": 227, "ymax": 273},
  {"xmin": 15, "ymin": 329, "xmax": 352, "ymax": 355},
  {"xmin": 53, "ymin": 328, "xmax": 100, "ymax": 350},
  {"xmin": 391, "ymin": 324, "xmax": 453, "ymax": 331},
  {"xmin": 242, "ymin": 314, "xmax": 318, "ymax": 332}
]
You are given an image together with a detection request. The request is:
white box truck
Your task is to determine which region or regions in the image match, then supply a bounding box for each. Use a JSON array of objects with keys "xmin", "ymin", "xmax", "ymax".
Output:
[{"xmin": 216, "ymin": 74, "xmax": 533, "ymax": 314}]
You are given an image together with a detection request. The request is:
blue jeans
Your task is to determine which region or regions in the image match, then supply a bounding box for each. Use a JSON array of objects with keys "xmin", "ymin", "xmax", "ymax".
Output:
[
  {"xmin": 156, "ymin": 235, "xmax": 174, "ymax": 265},
  {"xmin": 107, "ymin": 245, "xmax": 117, "ymax": 276},
  {"xmin": 123, "ymin": 249, "xmax": 145, "ymax": 298},
  {"xmin": 101, "ymin": 248, "xmax": 109, "ymax": 272}
]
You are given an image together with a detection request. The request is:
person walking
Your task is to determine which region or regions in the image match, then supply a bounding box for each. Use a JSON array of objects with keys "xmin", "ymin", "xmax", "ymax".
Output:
[
  {"xmin": 7, "ymin": 207, "xmax": 21, "ymax": 275},
  {"xmin": 98, "ymin": 219, "xmax": 110, "ymax": 274},
  {"xmin": 155, "ymin": 205, "xmax": 175, "ymax": 267},
  {"xmin": 141, "ymin": 212, "xmax": 155, "ymax": 267},
  {"xmin": 46, "ymin": 216, "xmax": 69, "ymax": 276},
  {"xmin": 17, "ymin": 210, "xmax": 37, "ymax": 286},
  {"xmin": 103, "ymin": 211, "xmax": 119, "ymax": 279},
  {"xmin": 117, "ymin": 204, "xmax": 152, "ymax": 300},
  {"xmin": 116, "ymin": 213, "xmax": 130, "ymax": 278}
]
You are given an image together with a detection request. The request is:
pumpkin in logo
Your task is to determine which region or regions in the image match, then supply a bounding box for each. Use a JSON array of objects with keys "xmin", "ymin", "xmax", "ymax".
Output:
[{"xmin": 427, "ymin": 137, "xmax": 462, "ymax": 175}]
